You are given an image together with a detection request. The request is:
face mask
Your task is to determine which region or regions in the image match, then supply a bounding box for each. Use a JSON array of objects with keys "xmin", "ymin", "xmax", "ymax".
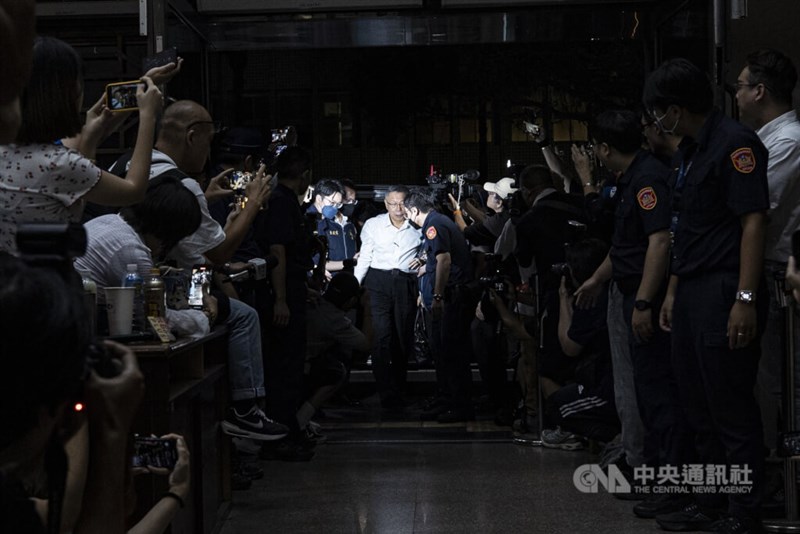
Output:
[
  {"xmin": 340, "ymin": 204, "xmax": 357, "ymax": 218},
  {"xmin": 322, "ymin": 205, "xmax": 339, "ymax": 219},
  {"xmin": 653, "ymin": 109, "xmax": 680, "ymax": 135}
]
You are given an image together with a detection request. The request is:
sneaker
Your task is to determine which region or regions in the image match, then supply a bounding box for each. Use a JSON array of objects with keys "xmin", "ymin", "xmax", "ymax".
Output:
[
  {"xmin": 710, "ymin": 516, "xmax": 762, "ymax": 534},
  {"xmin": 656, "ymin": 502, "xmax": 720, "ymax": 531},
  {"xmin": 540, "ymin": 427, "xmax": 585, "ymax": 451},
  {"xmin": 221, "ymin": 406, "xmax": 289, "ymax": 441}
]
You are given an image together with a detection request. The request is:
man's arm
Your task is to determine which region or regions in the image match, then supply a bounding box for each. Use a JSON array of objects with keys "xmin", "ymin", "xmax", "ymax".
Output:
[
  {"xmin": 574, "ymin": 253, "xmax": 612, "ymax": 309},
  {"xmin": 557, "ymin": 280, "xmax": 583, "ymax": 357},
  {"xmin": 728, "ymin": 211, "xmax": 767, "ymax": 349},
  {"xmin": 353, "ymin": 221, "xmax": 374, "ymax": 283},
  {"xmin": 434, "ymin": 252, "xmax": 451, "ymax": 297},
  {"xmin": 632, "ymin": 229, "xmax": 671, "ymax": 342}
]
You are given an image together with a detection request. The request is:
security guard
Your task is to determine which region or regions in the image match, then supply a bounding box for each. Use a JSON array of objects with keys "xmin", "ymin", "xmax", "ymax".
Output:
[
  {"xmin": 644, "ymin": 59, "xmax": 770, "ymax": 533},
  {"xmin": 581, "ymin": 110, "xmax": 691, "ymax": 520},
  {"xmin": 307, "ymin": 179, "xmax": 359, "ymax": 274},
  {"xmin": 404, "ymin": 188, "xmax": 475, "ymax": 423}
]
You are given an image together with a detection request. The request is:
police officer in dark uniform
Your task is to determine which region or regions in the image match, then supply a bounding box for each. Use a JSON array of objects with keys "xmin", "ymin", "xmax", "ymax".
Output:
[
  {"xmin": 645, "ymin": 59, "xmax": 770, "ymax": 534},
  {"xmin": 580, "ymin": 110, "xmax": 692, "ymax": 520},
  {"xmin": 306, "ymin": 179, "xmax": 358, "ymax": 274},
  {"xmin": 404, "ymin": 188, "xmax": 476, "ymax": 423},
  {"xmin": 253, "ymin": 146, "xmax": 316, "ymax": 458}
]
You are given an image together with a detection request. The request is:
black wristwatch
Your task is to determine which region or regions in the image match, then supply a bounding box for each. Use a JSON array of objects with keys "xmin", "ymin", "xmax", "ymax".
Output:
[{"xmin": 634, "ymin": 299, "xmax": 652, "ymax": 311}]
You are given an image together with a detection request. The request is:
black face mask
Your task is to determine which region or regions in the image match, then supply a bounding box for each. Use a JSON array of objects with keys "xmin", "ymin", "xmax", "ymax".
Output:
[{"xmin": 340, "ymin": 203, "xmax": 357, "ymax": 218}]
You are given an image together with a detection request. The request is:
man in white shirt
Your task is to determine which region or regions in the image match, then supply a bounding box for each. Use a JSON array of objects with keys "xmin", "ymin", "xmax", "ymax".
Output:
[
  {"xmin": 736, "ymin": 49, "xmax": 800, "ymax": 447},
  {"xmin": 355, "ymin": 185, "xmax": 422, "ymax": 411}
]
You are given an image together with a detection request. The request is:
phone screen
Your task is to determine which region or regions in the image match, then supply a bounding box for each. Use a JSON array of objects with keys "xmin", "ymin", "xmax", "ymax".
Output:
[
  {"xmin": 105, "ymin": 81, "xmax": 141, "ymax": 112},
  {"xmin": 132, "ymin": 436, "xmax": 177, "ymax": 469},
  {"xmin": 188, "ymin": 266, "xmax": 212, "ymax": 309},
  {"xmin": 142, "ymin": 47, "xmax": 178, "ymax": 72}
]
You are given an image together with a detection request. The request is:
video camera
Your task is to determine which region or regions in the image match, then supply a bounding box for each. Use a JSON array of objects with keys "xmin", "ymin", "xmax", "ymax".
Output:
[{"xmin": 425, "ymin": 166, "xmax": 481, "ymax": 207}]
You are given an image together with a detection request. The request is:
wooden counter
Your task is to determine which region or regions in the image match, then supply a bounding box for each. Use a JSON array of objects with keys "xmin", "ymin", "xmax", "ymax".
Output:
[{"xmin": 129, "ymin": 327, "xmax": 231, "ymax": 534}]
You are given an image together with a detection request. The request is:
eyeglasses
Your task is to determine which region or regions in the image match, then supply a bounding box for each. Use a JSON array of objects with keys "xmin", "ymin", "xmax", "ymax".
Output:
[
  {"xmin": 322, "ymin": 195, "xmax": 343, "ymax": 209},
  {"xmin": 385, "ymin": 201, "xmax": 405, "ymax": 208},
  {"xmin": 186, "ymin": 120, "xmax": 223, "ymax": 134}
]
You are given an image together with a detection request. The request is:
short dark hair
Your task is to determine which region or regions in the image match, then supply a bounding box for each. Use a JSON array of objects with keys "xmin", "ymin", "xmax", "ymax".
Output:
[
  {"xmin": 591, "ymin": 110, "xmax": 643, "ymax": 155},
  {"xmin": 17, "ymin": 36, "xmax": 84, "ymax": 144},
  {"xmin": 643, "ymin": 58, "xmax": 713, "ymax": 114},
  {"xmin": 745, "ymin": 48, "xmax": 798, "ymax": 106},
  {"xmin": 275, "ymin": 145, "xmax": 312, "ymax": 182},
  {"xmin": 339, "ymin": 179, "xmax": 357, "ymax": 193},
  {"xmin": 566, "ymin": 238, "xmax": 610, "ymax": 285},
  {"xmin": 314, "ymin": 179, "xmax": 344, "ymax": 199},
  {"xmin": 518, "ymin": 164, "xmax": 554, "ymax": 192},
  {"xmin": 386, "ymin": 184, "xmax": 410, "ymax": 197},
  {"xmin": 119, "ymin": 176, "xmax": 202, "ymax": 256},
  {"xmin": 324, "ymin": 272, "xmax": 361, "ymax": 308},
  {"xmin": 0, "ymin": 253, "xmax": 90, "ymax": 449},
  {"xmin": 403, "ymin": 187, "xmax": 437, "ymax": 213}
]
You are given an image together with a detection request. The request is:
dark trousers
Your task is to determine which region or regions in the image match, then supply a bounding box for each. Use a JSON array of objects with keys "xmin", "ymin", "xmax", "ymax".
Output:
[
  {"xmin": 472, "ymin": 318, "xmax": 509, "ymax": 409},
  {"xmin": 429, "ymin": 285, "xmax": 477, "ymax": 411},
  {"xmin": 364, "ymin": 269, "xmax": 417, "ymax": 402},
  {"xmin": 263, "ymin": 277, "xmax": 307, "ymax": 433},
  {"xmin": 621, "ymin": 291, "xmax": 692, "ymax": 471},
  {"xmin": 672, "ymin": 271, "xmax": 767, "ymax": 519}
]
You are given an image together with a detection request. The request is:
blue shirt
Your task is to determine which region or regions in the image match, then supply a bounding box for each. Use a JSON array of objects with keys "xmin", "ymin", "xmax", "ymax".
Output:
[
  {"xmin": 670, "ymin": 109, "xmax": 770, "ymax": 277},
  {"xmin": 306, "ymin": 205, "xmax": 358, "ymax": 261},
  {"xmin": 420, "ymin": 211, "xmax": 473, "ymax": 303}
]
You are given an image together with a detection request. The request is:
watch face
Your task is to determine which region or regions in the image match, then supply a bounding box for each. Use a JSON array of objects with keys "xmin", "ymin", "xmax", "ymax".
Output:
[{"xmin": 737, "ymin": 291, "xmax": 754, "ymax": 303}]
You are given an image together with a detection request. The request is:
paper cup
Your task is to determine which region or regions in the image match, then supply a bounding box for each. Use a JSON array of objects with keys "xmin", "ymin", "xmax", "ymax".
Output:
[{"xmin": 105, "ymin": 287, "xmax": 135, "ymax": 336}]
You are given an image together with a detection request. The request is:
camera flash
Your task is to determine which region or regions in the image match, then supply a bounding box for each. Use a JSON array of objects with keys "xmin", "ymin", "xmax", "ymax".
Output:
[{"xmin": 74, "ymin": 402, "xmax": 84, "ymax": 412}]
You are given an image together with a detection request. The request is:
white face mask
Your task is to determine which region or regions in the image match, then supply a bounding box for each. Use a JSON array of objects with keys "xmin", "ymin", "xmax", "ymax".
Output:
[{"xmin": 652, "ymin": 108, "xmax": 680, "ymax": 135}]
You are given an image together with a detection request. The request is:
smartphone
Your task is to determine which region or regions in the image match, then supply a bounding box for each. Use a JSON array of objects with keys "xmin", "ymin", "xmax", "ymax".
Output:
[
  {"xmin": 105, "ymin": 80, "xmax": 142, "ymax": 112},
  {"xmin": 188, "ymin": 265, "xmax": 212, "ymax": 309},
  {"xmin": 793, "ymin": 230, "xmax": 800, "ymax": 261},
  {"xmin": 142, "ymin": 47, "xmax": 178, "ymax": 73},
  {"xmin": 132, "ymin": 436, "xmax": 178, "ymax": 469}
]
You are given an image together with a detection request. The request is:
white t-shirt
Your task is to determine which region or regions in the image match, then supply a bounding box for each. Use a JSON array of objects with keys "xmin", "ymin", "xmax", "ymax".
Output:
[{"xmin": 0, "ymin": 143, "xmax": 101, "ymax": 254}]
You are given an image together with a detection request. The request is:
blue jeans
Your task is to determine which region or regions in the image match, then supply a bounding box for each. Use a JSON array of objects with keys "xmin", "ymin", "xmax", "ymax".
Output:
[
  {"xmin": 608, "ymin": 282, "xmax": 647, "ymax": 467},
  {"xmin": 226, "ymin": 299, "xmax": 266, "ymax": 402}
]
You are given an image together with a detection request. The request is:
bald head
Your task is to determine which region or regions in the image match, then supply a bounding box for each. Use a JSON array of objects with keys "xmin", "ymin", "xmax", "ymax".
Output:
[{"xmin": 156, "ymin": 100, "xmax": 214, "ymax": 175}]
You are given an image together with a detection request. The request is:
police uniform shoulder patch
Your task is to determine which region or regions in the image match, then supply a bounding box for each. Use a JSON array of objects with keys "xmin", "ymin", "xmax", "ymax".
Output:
[
  {"xmin": 426, "ymin": 226, "xmax": 437, "ymax": 240},
  {"xmin": 730, "ymin": 147, "xmax": 756, "ymax": 174},
  {"xmin": 636, "ymin": 187, "xmax": 657, "ymax": 210}
]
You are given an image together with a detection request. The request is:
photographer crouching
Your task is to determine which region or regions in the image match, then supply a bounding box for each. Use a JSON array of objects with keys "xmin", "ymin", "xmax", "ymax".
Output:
[{"xmin": 404, "ymin": 188, "xmax": 477, "ymax": 423}]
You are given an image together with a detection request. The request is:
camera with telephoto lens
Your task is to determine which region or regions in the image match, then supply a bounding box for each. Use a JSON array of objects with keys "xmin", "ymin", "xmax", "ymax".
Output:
[
  {"xmin": 425, "ymin": 167, "xmax": 481, "ymax": 209},
  {"xmin": 16, "ymin": 222, "xmax": 121, "ymax": 379}
]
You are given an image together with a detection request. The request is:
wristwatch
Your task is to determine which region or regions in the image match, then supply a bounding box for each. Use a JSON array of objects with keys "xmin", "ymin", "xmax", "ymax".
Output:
[
  {"xmin": 735, "ymin": 290, "xmax": 755, "ymax": 304},
  {"xmin": 433, "ymin": 294, "xmax": 444, "ymax": 302},
  {"xmin": 634, "ymin": 299, "xmax": 651, "ymax": 311}
]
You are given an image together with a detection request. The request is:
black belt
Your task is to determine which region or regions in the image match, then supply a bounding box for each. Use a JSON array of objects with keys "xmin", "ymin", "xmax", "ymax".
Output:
[{"xmin": 371, "ymin": 268, "xmax": 417, "ymax": 280}]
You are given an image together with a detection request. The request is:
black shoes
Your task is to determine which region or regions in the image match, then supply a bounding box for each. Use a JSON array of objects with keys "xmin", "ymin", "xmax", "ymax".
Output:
[
  {"xmin": 709, "ymin": 516, "xmax": 763, "ymax": 534},
  {"xmin": 655, "ymin": 502, "xmax": 720, "ymax": 531},
  {"xmin": 260, "ymin": 433, "xmax": 317, "ymax": 462},
  {"xmin": 633, "ymin": 494, "xmax": 691, "ymax": 519}
]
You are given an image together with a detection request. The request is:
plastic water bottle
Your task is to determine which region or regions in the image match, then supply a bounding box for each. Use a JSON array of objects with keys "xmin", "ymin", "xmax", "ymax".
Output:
[{"xmin": 122, "ymin": 264, "xmax": 144, "ymax": 332}]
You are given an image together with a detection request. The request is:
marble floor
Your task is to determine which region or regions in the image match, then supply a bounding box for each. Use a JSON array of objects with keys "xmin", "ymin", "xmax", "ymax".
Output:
[{"xmin": 217, "ymin": 392, "xmax": 658, "ymax": 534}]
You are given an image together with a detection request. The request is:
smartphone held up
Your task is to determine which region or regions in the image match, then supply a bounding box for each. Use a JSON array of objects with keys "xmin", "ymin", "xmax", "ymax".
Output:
[{"xmin": 105, "ymin": 80, "xmax": 142, "ymax": 112}]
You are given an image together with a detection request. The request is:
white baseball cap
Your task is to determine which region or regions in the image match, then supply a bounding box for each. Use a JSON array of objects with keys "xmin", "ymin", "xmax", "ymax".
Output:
[{"xmin": 483, "ymin": 177, "xmax": 518, "ymax": 200}]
